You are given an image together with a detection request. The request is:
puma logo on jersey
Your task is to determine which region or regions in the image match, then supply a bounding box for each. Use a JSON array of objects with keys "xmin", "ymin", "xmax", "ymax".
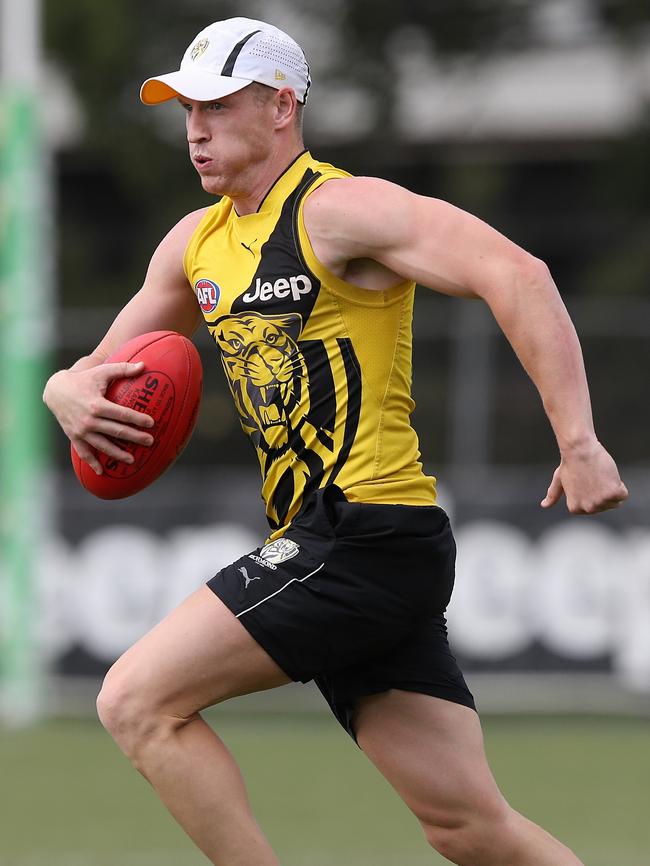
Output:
[
  {"xmin": 238, "ymin": 566, "xmax": 261, "ymax": 589},
  {"xmin": 242, "ymin": 274, "xmax": 313, "ymax": 304}
]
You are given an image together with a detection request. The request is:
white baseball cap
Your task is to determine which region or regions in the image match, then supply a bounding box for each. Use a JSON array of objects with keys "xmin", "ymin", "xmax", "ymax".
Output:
[{"xmin": 140, "ymin": 17, "xmax": 311, "ymax": 106}]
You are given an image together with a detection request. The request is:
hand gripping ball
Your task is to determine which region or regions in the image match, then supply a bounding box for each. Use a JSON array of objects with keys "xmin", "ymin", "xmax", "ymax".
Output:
[{"xmin": 71, "ymin": 331, "xmax": 202, "ymax": 499}]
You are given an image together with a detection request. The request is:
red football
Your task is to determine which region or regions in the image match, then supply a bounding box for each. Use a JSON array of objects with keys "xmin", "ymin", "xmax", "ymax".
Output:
[{"xmin": 71, "ymin": 330, "xmax": 202, "ymax": 499}]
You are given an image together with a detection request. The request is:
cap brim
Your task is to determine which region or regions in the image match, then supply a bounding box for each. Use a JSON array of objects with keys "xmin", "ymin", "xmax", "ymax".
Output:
[{"xmin": 140, "ymin": 69, "xmax": 252, "ymax": 105}]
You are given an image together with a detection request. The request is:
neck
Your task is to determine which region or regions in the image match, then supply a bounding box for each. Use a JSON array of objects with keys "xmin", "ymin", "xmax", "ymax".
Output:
[{"xmin": 231, "ymin": 142, "xmax": 305, "ymax": 216}]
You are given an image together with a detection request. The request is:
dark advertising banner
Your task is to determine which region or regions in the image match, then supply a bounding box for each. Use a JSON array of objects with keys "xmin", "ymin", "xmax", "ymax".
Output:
[{"xmin": 33, "ymin": 468, "xmax": 650, "ymax": 707}]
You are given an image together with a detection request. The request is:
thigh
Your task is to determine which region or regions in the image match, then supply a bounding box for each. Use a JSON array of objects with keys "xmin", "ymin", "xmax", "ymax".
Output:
[
  {"xmin": 104, "ymin": 586, "xmax": 291, "ymax": 717},
  {"xmin": 353, "ymin": 690, "xmax": 508, "ymax": 827}
]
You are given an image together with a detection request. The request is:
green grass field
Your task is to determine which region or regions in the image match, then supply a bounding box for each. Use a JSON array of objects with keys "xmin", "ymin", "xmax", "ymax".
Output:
[{"xmin": 1, "ymin": 712, "xmax": 648, "ymax": 866}]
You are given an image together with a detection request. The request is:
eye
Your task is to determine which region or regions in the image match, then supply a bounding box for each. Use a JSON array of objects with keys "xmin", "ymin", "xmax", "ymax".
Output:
[
  {"xmin": 206, "ymin": 101, "xmax": 224, "ymax": 111},
  {"xmin": 230, "ymin": 339, "xmax": 242, "ymax": 351},
  {"xmin": 266, "ymin": 333, "xmax": 277, "ymax": 344}
]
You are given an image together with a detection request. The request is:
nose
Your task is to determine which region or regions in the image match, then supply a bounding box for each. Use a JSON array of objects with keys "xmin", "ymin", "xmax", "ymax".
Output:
[{"xmin": 187, "ymin": 108, "xmax": 210, "ymax": 144}]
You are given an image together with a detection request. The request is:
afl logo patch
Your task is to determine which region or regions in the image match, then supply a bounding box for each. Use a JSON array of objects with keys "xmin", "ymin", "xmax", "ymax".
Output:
[{"xmin": 195, "ymin": 278, "xmax": 220, "ymax": 314}]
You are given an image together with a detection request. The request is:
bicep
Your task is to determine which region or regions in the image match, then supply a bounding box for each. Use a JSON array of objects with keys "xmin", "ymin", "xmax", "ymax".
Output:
[
  {"xmin": 94, "ymin": 210, "xmax": 206, "ymax": 358},
  {"xmin": 310, "ymin": 178, "xmax": 538, "ymax": 301}
]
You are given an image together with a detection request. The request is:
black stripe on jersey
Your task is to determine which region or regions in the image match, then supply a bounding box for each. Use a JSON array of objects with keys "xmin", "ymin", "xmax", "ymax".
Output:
[
  {"xmin": 316, "ymin": 428, "xmax": 334, "ymax": 450},
  {"xmin": 270, "ymin": 469, "xmax": 294, "ymax": 532},
  {"xmin": 231, "ymin": 169, "xmax": 322, "ymax": 327},
  {"xmin": 291, "ymin": 170, "xmax": 322, "ymax": 275},
  {"xmin": 327, "ymin": 338, "xmax": 362, "ymax": 488},
  {"xmin": 268, "ymin": 337, "xmax": 362, "ymax": 529},
  {"xmin": 264, "ymin": 338, "xmax": 362, "ymax": 531},
  {"xmin": 300, "ymin": 340, "xmax": 336, "ymax": 437},
  {"xmin": 262, "ymin": 341, "xmax": 335, "ymax": 530},
  {"xmin": 222, "ymin": 165, "xmax": 363, "ymax": 532},
  {"xmin": 269, "ymin": 418, "xmax": 327, "ymax": 531},
  {"xmin": 221, "ymin": 31, "xmax": 261, "ymax": 76},
  {"xmin": 256, "ymin": 150, "xmax": 308, "ymax": 214}
]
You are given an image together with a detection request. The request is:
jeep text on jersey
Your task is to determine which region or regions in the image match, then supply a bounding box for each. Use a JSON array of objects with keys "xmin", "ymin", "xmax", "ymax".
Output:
[{"xmin": 242, "ymin": 275, "xmax": 313, "ymax": 303}]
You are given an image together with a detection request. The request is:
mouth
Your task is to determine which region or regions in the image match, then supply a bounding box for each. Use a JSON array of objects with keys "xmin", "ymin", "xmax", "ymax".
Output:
[
  {"xmin": 260, "ymin": 403, "xmax": 282, "ymax": 427},
  {"xmin": 192, "ymin": 154, "xmax": 213, "ymax": 172},
  {"xmin": 254, "ymin": 385, "xmax": 283, "ymax": 428}
]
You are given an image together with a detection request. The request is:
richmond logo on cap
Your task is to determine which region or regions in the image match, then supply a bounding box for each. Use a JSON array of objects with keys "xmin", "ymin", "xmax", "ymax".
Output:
[{"xmin": 191, "ymin": 38, "xmax": 209, "ymax": 61}]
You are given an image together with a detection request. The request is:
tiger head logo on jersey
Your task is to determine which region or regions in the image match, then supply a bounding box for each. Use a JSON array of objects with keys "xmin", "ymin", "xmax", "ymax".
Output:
[
  {"xmin": 209, "ymin": 309, "xmax": 361, "ymax": 531},
  {"xmin": 212, "ymin": 312, "xmax": 308, "ymax": 451}
]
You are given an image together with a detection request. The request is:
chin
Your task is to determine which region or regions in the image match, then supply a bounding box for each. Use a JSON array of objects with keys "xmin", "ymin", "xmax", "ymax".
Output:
[{"xmin": 200, "ymin": 176, "xmax": 228, "ymax": 196}]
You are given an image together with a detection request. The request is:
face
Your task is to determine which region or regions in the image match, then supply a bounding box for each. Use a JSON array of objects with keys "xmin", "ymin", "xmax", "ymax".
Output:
[{"xmin": 178, "ymin": 86, "xmax": 276, "ymax": 197}]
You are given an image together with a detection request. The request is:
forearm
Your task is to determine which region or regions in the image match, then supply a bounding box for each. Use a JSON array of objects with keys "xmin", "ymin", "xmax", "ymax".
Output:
[
  {"xmin": 485, "ymin": 260, "xmax": 596, "ymax": 453},
  {"xmin": 69, "ymin": 350, "xmax": 109, "ymax": 372}
]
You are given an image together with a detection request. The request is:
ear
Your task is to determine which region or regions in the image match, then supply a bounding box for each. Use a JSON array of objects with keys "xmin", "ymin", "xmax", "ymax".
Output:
[{"xmin": 274, "ymin": 87, "xmax": 298, "ymax": 130}]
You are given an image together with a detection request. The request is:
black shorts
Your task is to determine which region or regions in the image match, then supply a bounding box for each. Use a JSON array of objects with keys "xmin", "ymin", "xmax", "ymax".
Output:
[{"xmin": 207, "ymin": 485, "xmax": 475, "ymax": 738}]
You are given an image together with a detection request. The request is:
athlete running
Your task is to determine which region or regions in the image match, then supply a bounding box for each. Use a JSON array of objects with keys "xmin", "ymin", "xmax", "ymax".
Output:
[{"xmin": 44, "ymin": 17, "xmax": 627, "ymax": 866}]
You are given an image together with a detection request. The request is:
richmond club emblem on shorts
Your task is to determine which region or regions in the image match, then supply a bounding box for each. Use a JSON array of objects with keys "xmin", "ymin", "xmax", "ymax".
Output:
[{"xmin": 259, "ymin": 538, "xmax": 300, "ymax": 564}]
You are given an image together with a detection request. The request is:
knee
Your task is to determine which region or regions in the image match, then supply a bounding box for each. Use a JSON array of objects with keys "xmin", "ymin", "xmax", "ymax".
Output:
[
  {"xmin": 96, "ymin": 666, "xmax": 148, "ymax": 749},
  {"xmin": 96, "ymin": 665, "xmax": 181, "ymax": 766},
  {"xmin": 421, "ymin": 804, "xmax": 513, "ymax": 865},
  {"xmin": 422, "ymin": 821, "xmax": 476, "ymax": 865}
]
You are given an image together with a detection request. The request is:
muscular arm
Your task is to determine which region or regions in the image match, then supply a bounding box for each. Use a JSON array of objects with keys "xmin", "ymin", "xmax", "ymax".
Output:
[
  {"xmin": 44, "ymin": 208, "xmax": 208, "ymax": 472},
  {"xmin": 303, "ymin": 177, "xmax": 628, "ymax": 513}
]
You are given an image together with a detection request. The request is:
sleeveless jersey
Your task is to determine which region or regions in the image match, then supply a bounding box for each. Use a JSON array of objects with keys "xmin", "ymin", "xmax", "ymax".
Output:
[{"xmin": 184, "ymin": 150, "xmax": 436, "ymax": 537}]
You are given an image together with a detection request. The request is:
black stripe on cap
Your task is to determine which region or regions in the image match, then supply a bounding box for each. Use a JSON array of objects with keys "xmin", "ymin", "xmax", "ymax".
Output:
[{"xmin": 221, "ymin": 30, "xmax": 261, "ymax": 76}]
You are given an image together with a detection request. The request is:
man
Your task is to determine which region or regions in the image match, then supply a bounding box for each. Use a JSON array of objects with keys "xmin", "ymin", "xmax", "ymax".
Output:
[{"xmin": 44, "ymin": 17, "xmax": 627, "ymax": 866}]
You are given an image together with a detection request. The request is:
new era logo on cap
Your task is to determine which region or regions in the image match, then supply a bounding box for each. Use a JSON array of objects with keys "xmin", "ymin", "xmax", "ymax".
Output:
[{"xmin": 140, "ymin": 17, "xmax": 311, "ymax": 106}]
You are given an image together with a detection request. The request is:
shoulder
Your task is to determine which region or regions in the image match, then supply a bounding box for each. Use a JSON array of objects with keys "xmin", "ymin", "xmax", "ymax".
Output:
[
  {"xmin": 304, "ymin": 175, "xmax": 404, "ymax": 216},
  {"xmin": 303, "ymin": 176, "xmax": 418, "ymax": 237},
  {"xmin": 144, "ymin": 207, "xmax": 212, "ymax": 279},
  {"xmin": 160, "ymin": 207, "xmax": 212, "ymax": 250},
  {"xmin": 149, "ymin": 207, "xmax": 211, "ymax": 267},
  {"xmin": 301, "ymin": 175, "xmax": 421, "ymax": 264}
]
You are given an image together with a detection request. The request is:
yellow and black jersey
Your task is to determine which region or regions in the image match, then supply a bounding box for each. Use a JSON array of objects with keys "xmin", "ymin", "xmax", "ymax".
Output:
[{"xmin": 184, "ymin": 150, "xmax": 436, "ymax": 537}]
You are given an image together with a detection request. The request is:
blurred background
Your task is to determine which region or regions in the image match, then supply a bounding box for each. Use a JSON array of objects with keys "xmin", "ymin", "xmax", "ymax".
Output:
[{"xmin": 1, "ymin": 1, "xmax": 649, "ymax": 864}]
